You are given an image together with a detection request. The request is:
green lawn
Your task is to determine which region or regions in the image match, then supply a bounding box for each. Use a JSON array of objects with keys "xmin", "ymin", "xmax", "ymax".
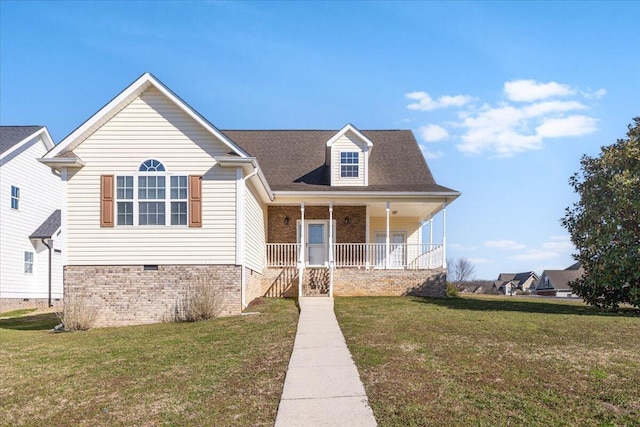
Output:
[
  {"xmin": 0, "ymin": 298, "xmax": 298, "ymax": 427},
  {"xmin": 335, "ymin": 295, "xmax": 640, "ymax": 427}
]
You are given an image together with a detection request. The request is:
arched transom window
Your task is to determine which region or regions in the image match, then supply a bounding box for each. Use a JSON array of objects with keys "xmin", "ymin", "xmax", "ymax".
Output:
[{"xmin": 115, "ymin": 160, "xmax": 188, "ymax": 226}]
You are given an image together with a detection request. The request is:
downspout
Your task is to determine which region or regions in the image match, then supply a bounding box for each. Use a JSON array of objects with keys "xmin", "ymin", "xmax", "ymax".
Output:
[
  {"xmin": 240, "ymin": 168, "xmax": 259, "ymax": 309},
  {"xmin": 41, "ymin": 238, "xmax": 53, "ymax": 307}
]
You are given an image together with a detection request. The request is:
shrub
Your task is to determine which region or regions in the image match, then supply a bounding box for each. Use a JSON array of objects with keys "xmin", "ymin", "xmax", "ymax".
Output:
[
  {"xmin": 446, "ymin": 282, "xmax": 460, "ymax": 298},
  {"xmin": 171, "ymin": 276, "xmax": 224, "ymax": 322},
  {"xmin": 57, "ymin": 294, "xmax": 98, "ymax": 331}
]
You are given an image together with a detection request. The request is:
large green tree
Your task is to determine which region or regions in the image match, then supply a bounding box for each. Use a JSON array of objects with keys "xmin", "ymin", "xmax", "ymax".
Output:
[{"xmin": 562, "ymin": 117, "xmax": 640, "ymax": 309}]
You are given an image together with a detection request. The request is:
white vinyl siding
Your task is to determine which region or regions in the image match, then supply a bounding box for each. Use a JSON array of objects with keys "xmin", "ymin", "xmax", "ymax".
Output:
[
  {"xmin": 0, "ymin": 135, "xmax": 63, "ymax": 299},
  {"xmin": 331, "ymin": 131, "xmax": 367, "ymax": 186},
  {"xmin": 67, "ymin": 87, "xmax": 238, "ymax": 265},
  {"xmin": 368, "ymin": 216, "xmax": 421, "ymax": 246},
  {"xmin": 244, "ymin": 183, "xmax": 266, "ymax": 272}
]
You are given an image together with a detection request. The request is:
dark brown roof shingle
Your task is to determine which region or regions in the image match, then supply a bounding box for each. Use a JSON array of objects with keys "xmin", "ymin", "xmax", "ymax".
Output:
[{"xmin": 222, "ymin": 129, "xmax": 457, "ymax": 193}]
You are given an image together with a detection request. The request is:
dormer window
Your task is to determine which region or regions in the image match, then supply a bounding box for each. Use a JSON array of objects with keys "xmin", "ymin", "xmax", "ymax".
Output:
[{"xmin": 340, "ymin": 152, "xmax": 359, "ymax": 178}]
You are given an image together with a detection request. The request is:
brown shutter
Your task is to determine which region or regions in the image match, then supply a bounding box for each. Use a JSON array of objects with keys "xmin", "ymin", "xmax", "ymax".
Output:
[
  {"xmin": 101, "ymin": 175, "xmax": 114, "ymax": 227},
  {"xmin": 189, "ymin": 175, "xmax": 202, "ymax": 227}
]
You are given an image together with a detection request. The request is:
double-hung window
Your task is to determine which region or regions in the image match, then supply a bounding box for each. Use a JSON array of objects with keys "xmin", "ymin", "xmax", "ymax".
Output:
[
  {"xmin": 340, "ymin": 152, "xmax": 359, "ymax": 178},
  {"xmin": 115, "ymin": 159, "xmax": 188, "ymax": 226},
  {"xmin": 24, "ymin": 251, "xmax": 33, "ymax": 274},
  {"xmin": 10, "ymin": 186, "xmax": 20, "ymax": 210}
]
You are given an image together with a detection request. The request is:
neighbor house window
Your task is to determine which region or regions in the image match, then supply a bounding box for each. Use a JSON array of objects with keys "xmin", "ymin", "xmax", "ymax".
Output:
[
  {"xmin": 340, "ymin": 152, "xmax": 359, "ymax": 178},
  {"xmin": 10, "ymin": 186, "xmax": 20, "ymax": 210},
  {"xmin": 24, "ymin": 251, "xmax": 33, "ymax": 274},
  {"xmin": 115, "ymin": 160, "xmax": 187, "ymax": 226}
]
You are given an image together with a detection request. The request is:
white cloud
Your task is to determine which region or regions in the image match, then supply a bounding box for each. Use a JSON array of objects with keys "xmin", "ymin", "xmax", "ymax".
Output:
[
  {"xmin": 504, "ymin": 80, "xmax": 574, "ymax": 102},
  {"xmin": 468, "ymin": 257, "xmax": 493, "ymax": 265},
  {"xmin": 512, "ymin": 249, "xmax": 559, "ymax": 261},
  {"xmin": 536, "ymin": 115, "xmax": 598, "ymax": 138},
  {"xmin": 408, "ymin": 79, "xmax": 603, "ymax": 157},
  {"xmin": 406, "ymin": 91, "xmax": 473, "ymax": 111},
  {"xmin": 450, "ymin": 243, "xmax": 478, "ymax": 251},
  {"xmin": 584, "ymin": 88, "xmax": 607, "ymax": 99},
  {"xmin": 484, "ymin": 240, "xmax": 527, "ymax": 250},
  {"xmin": 420, "ymin": 147, "xmax": 445, "ymax": 159},
  {"xmin": 542, "ymin": 235, "xmax": 574, "ymax": 252},
  {"xmin": 419, "ymin": 124, "xmax": 449, "ymax": 142}
]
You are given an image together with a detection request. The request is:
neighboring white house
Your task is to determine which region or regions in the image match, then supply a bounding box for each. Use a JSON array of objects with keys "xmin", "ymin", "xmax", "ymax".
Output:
[
  {"xmin": 0, "ymin": 126, "xmax": 63, "ymax": 311},
  {"xmin": 40, "ymin": 73, "xmax": 460, "ymax": 327},
  {"xmin": 493, "ymin": 271, "xmax": 539, "ymax": 295}
]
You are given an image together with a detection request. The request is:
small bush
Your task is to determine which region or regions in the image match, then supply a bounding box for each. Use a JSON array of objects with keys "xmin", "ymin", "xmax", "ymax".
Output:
[
  {"xmin": 446, "ymin": 283, "xmax": 460, "ymax": 298},
  {"xmin": 171, "ymin": 276, "xmax": 224, "ymax": 322},
  {"xmin": 57, "ymin": 294, "xmax": 98, "ymax": 331}
]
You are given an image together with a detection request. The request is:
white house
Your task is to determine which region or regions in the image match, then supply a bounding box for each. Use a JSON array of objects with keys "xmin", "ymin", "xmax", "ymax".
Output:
[
  {"xmin": 0, "ymin": 126, "xmax": 63, "ymax": 311},
  {"xmin": 40, "ymin": 73, "xmax": 460, "ymax": 327}
]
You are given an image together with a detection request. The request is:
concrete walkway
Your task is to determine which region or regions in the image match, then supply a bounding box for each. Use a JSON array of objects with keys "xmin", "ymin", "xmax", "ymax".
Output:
[{"xmin": 274, "ymin": 297, "xmax": 377, "ymax": 427}]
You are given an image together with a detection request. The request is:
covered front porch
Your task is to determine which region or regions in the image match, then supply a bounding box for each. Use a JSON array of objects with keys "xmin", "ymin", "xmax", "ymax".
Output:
[{"xmin": 263, "ymin": 199, "xmax": 449, "ymax": 297}]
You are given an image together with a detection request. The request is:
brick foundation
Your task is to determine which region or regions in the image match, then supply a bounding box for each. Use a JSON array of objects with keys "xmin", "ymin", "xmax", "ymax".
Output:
[
  {"xmin": 333, "ymin": 268, "xmax": 447, "ymax": 297},
  {"xmin": 261, "ymin": 267, "xmax": 447, "ymax": 298},
  {"xmin": 244, "ymin": 267, "xmax": 263, "ymax": 305},
  {"xmin": 0, "ymin": 298, "xmax": 63, "ymax": 313},
  {"xmin": 64, "ymin": 265, "xmax": 243, "ymax": 327}
]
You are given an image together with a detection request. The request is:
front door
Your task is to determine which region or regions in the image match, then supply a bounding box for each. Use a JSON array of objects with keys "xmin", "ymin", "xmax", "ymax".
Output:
[
  {"xmin": 375, "ymin": 232, "xmax": 406, "ymax": 268},
  {"xmin": 307, "ymin": 223, "xmax": 326, "ymax": 266},
  {"xmin": 298, "ymin": 221, "xmax": 328, "ymax": 266}
]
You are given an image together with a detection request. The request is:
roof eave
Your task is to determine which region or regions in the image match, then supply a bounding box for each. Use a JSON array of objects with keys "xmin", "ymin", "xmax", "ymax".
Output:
[
  {"xmin": 0, "ymin": 127, "xmax": 53, "ymax": 161},
  {"xmin": 38, "ymin": 157, "xmax": 86, "ymax": 170},
  {"xmin": 216, "ymin": 156, "xmax": 275, "ymax": 201}
]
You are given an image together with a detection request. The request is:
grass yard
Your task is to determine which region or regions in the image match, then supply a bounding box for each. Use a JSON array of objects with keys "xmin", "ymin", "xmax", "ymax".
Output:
[
  {"xmin": 0, "ymin": 298, "xmax": 298, "ymax": 427},
  {"xmin": 335, "ymin": 295, "xmax": 640, "ymax": 427}
]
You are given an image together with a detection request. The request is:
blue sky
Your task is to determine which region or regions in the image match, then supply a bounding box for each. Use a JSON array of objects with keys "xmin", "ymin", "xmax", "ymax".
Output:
[{"xmin": 1, "ymin": 1, "xmax": 638, "ymax": 279}]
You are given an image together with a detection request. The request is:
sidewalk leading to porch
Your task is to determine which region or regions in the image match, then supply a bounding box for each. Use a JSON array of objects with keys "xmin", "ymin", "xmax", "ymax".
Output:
[{"xmin": 274, "ymin": 297, "xmax": 377, "ymax": 427}]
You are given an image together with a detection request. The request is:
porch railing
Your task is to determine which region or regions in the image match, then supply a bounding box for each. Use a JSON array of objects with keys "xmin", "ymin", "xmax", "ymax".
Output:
[
  {"xmin": 266, "ymin": 243, "xmax": 300, "ymax": 267},
  {"xmin": 266, "ymin": 243, "xmax": 444, "ymax": 269}
]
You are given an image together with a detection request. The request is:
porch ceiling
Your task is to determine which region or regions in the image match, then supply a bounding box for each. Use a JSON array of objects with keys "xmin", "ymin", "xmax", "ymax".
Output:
[{"xmin": 367, "ymin": 202, "xmax": 444, "ymax": 220}]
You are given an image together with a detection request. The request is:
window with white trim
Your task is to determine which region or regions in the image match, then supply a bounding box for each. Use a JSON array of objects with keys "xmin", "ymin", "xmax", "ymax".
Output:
[
  {"xmin": 115, "ymin": 160, "xmax": 188, "ymax": 226},
  {"xmin": 340, "ymin": 152, "xmax": 359, "ymax": 178},
  {"xmin": 24, "ymin": 251, "xmax": 33, "ymax": 274},
  {"xmin": 10, "ymin": 186, "xmax": 20, "ymax": 210}
]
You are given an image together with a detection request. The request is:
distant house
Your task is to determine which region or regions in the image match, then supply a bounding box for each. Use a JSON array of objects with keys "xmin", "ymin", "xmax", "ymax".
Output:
[
  {"xmin": 0, "ymin": 126, "xmax": 63, "ymax": 311},
  {"xmin": 534, "ymin": 262, "xmax": 583, "ymax": 297},
  {"xmin": 493, "ymin": 271, "xmax": 539, "ymax": 295}
]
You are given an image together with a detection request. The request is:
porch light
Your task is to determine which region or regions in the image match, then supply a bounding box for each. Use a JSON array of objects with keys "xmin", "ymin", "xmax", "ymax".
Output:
[
  {"xmin": 284, "ymin": 216, "xmax": 290, "ymax": 225},
  {"xmin": 343, "ymin": 217, "xmax": 350, "ymax": 225}
]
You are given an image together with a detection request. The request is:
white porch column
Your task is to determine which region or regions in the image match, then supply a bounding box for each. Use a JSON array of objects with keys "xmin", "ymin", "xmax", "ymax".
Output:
[
  {"xmin": 442, "ymin": 202, "xmax": 447, "ymax": 269},
  {"xmin": 385, "ymin": 202, "xmax": 390, "ymax": 269},
  {"xmin": 299, "ymin": 202, "xmax": 305, "ymax": 297},
  {"xmin": 429, "ymin": 216, "xmax": 434, "ymax": 268},
  {"xmin": 329, "ymin": 203, "xmax": 334, "ymax": 297}
]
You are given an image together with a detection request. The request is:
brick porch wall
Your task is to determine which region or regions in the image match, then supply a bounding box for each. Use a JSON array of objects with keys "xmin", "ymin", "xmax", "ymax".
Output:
[
  {"xmin": 333, "ymin": 268, "xmax": 447, "ymax": 298},
  {"xmin": 267, "ymin": 205, "xmax": 366, "ymax": 243},
  {"xmin": 64, "ymin": 265, "xmax": 242, "ymax": 327},
  {"xmin": 0, "ymin": 298, "xmax": 63, "ymax": 312}
]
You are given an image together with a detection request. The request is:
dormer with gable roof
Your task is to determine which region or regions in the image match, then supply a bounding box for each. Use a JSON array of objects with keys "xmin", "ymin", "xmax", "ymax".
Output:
[{"xmin": 325, "ymin": 124, "xmax": 373, "ymax": 186}]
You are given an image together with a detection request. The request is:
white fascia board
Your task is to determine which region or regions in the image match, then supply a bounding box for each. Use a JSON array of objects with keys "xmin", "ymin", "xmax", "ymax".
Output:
[
  {"xmin": 38, "ymin": 157, "xmax": 86, "ymax": 170},
  {"xmin": 325, "ymin": 123, "xmax": 374, "ymax": 147},
  {"xmin": 0, "ymin": 127, "xmax": 53, "ymax": 161},
  {"xmin": 216, "ymin": 157, "xmax": 274, "ymax": 202},
  {"xmin": 272, "ymin": 190, "xmax": 461, "ymax": 199},
  {"xmin": 46, "ymin": 73, "xmax": 249, "ymax": 159}
]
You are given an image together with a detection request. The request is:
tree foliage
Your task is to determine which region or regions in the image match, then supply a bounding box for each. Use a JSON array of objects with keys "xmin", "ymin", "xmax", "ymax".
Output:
[
  {"xmin": 562, "ymin": 117, "xmax": 640, "ymax": 309},
  {"xmin": 447, "ymin": 257, "xmax": 476, "ymax": 283}
]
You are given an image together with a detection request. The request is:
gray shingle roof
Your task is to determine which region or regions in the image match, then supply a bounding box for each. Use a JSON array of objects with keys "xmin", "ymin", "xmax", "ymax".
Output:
[
  {"xmin": 30, "ymin": 210, "xmax": 61, "ymax": 239},
  {"xmin": 222, "ymin": 130, "xmax": 457, "ymax": 193},
  {"xmin": 539, "ymin": 267, "xmax": 584, "ymax": 291},
  {"xmin": 0, "ymin": 126, "xmax": 44, "ymax": 156}
]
